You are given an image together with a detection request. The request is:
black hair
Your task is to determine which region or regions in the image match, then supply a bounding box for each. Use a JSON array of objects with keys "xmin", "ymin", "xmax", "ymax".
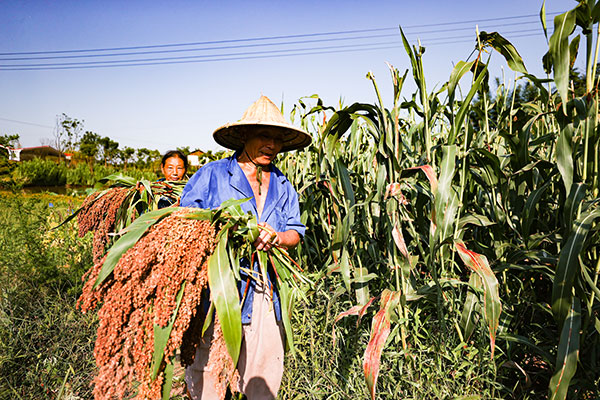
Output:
[{"xmin": 161, "ymin": 150, "xmax": 188, "ymax": 171}]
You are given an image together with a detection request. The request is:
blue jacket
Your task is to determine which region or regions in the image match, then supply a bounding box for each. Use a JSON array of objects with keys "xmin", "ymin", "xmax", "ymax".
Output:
[{"xmin": 180, "ymin": 153, "xmax": 305, "ymax": 323}]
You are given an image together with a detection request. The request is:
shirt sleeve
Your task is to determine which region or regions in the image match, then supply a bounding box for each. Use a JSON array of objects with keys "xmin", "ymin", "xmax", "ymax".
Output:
[{"xmin": 180, "ymin": 167, "xmax": 209, "ymax": 208}]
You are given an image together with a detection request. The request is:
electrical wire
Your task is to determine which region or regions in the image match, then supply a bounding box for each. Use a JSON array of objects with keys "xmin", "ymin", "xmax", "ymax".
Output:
[
  {"xmin": 0, "ymin": 19, "xmax": 548, "ymax": 62},
  {"xmin": 0, "ymin": 11, "xmax": 562, "ymax": 57},
  {"xmin": 0, "ymin": 11, "xmax": 563, "ymax": 71}
]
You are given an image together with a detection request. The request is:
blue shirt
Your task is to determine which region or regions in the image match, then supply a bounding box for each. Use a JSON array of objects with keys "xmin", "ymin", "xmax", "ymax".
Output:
[{"xmin": 180, "ymin": 153, "xmax": 305, "ymax": 323}]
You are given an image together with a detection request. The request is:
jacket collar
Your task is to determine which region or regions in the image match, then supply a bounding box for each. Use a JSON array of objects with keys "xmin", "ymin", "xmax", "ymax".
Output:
[{"xmin": 227, "ymin": 153, "xmax": 287, "ymax": 222}]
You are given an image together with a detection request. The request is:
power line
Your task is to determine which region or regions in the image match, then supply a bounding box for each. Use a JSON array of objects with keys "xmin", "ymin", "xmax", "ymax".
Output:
[
  {"xmin": 0, "ymin": 33, "xmax": 400, "ymax": 61},
  {"xmin": 0, "ymin": 19, "xmax": 546, "ymax": 62},
  {"xmin": 0, "ymin": 117, "xmax": 53, "ymax": 128},
  {"xmin": 402, "ymin": 11, "xmax": 560, "ymax": 29},
  {"xmin": 0, "ymin": 27, "xmax": 551, "ymax": 70},
  {"xmin": 0, "ymin": 11, "xmax": 563, "ymax": 58},
  {"xmin": 0, "ymin": 27, "xmax": 398, "ymax": 56},
  {"xmin": 0, "ymin": 32, "xmax": 547, "ymax": 71}
]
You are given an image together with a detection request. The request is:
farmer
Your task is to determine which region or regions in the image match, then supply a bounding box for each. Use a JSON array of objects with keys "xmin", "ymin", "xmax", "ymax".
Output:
[
  {"xmin": 180, "ymin": 95, "xmax": 311, "ymax": 399},
  {"xmin": 160, "ymin": 149, "xmax": 188, "ymax": 182}
]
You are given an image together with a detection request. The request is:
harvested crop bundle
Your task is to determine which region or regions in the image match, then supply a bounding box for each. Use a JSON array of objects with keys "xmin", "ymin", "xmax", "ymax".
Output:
[
  {"xmin": 79, "ymin": 209, "xmax": 234, "ymax": 399},
  {"xmin": 76, "ymin": 199, "xmax": 308, "ymax": 400}
]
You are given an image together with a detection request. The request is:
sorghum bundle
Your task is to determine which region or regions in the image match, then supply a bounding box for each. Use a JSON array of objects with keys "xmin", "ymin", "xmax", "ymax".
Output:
[
  {"xmin": 78, "ymin": 209, "xmax": 236, "ymax": 399},
  {"xmin": 77, "ymin": 187, "xmax": 134, "ymax": 263}
]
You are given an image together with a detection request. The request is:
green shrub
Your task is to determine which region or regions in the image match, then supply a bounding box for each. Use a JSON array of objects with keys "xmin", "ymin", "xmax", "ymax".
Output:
[{"xmin": 11, "ymin": 159, "xmax": 67, "ymax": 186}]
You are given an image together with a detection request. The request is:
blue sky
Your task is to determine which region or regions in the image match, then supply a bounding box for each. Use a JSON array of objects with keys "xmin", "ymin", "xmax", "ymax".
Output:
[{"xmin": 0, "ymin": 0, "xmax": 581, "ymax": 152}]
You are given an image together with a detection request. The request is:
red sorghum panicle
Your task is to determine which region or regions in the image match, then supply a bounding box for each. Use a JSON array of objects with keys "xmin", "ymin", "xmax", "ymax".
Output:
[
  {"xmin": 206, "ymin": 318, "xmax": 241, "ymax": 399},
  {"xmin": 79, "ymin": 208, "xmax": 225, "ymax": 400},
  {"xmin": 78, "ymin": 187, "xmax": 133, "ymax": 263}
]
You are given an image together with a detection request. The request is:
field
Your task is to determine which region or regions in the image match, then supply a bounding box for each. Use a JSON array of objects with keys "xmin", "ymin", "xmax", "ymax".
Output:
[{"xmin": 2, "ymin": 5, "xmax": 600, "ymax": 399}]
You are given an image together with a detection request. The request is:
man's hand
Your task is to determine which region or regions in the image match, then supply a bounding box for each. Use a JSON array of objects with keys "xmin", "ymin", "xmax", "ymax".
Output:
[
  {"xmin": 254, "ymin": 222, "xmax": 280, "ymax": 251},
  {"xmin": 253, "ymin": 223, "xmax": 301, "ymax": 251}
]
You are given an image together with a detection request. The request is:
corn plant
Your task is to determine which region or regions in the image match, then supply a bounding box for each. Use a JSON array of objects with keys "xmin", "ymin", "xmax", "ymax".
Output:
[{"xmin": 279, "ymin": 2, "xmax": 600, "ymax": 398}]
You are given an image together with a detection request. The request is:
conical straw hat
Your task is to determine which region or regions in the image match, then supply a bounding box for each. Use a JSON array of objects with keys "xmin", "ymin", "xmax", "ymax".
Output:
[{"xmin": 213, "ymin": 96, "xmax": 311, "ymax": 152}]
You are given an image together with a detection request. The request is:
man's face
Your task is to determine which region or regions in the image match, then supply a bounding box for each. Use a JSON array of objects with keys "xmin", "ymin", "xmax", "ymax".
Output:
[{"xmin": 242, "ymin": 128, "xmax": 284, "ymax": 166}]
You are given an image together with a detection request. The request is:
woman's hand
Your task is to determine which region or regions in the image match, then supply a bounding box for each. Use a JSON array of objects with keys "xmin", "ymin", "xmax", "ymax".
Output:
[{"xmin": 254, "ymin": 222, "xmax": 280, "ymax": 252}]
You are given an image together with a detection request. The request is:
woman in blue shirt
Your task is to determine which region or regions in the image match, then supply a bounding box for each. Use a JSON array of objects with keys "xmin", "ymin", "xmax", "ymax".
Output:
[{"xmin": 181, "ymin": 95, "xmax": 311, "ymax": 400}]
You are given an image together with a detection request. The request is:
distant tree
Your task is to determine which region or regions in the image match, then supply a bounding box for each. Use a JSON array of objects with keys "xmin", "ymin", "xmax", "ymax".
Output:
[
  {"xmin": 176, "ymin": 146, "xmax": 191, "ymax": 156},
  {"xmin": 148, "ymin": 149, "xmax": 161, "ymax": 169},
  {"xmin": 136, "ymin": 148, "xmax": 152, "ymax": 168},
  {"xmin": 118, "ymin": 146, "xmax": 136, "ymax": 170},
  {"xmin": 52, "ymin": 114, "xmax": 84, "ymax": 158},
  {"xmin": 99, "ymin": 136, "xmax": 119, "ymax": 167},
  {"xmin": 0, "ymin": 134, "xmax": 20, "ymax": 159},
  {"xmin": 79, "ymin": 131, "xmax": 101, "ymax": 169},
  {"xmin": 0, "ymin": 134, "xmax": 20, "ymax": 148}
]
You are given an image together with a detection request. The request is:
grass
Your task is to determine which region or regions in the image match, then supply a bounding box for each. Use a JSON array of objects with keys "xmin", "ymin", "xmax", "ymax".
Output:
[{"xmin": 0, "ymin": 191, "xmax": 96, "ymax": 400}]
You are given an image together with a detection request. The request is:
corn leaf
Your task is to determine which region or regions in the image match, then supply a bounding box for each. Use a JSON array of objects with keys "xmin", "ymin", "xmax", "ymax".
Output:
[
  {"xmin": 403, "ymin": 165, "xmax": 438, "ymax": 193},
  {"xmin": 448, "ymin": 60, "xmax": 476, "ymax": 101},
  {"xmin": 94, "ymin": 208, "xmax": 175, "ymax": 288},
  {"xmin": 391, "ymin": 223, "xmax": 410, "ymax": 264},
  {"xmin": 455, "ymin": 241, "xmax": 502, "ymax": 358},
  {"xmin": 364, "ymin": 289, "xmax": 401, "ymax": 400},
  {"xmin": 552, "ymin": 207, "xmax": 600, "ymax": 326},
  {"xmin": 208, "ymin": 228, "xmax": 242, "ymax": 364},
  {"xmin": 540, "ymin": 0, "xmax": 548, "ymax": 41},
  {"xmin": 452, "ymin": 66, "xmax": 488, "ymax": 145},
  {"xmin": 549, "ymin": 298, "xmax": 581, "ymax": 400},
  {"xmin": 549, "ymin": 11, "xmax": 576, "ymax": 112},
  {"xmin": 460, "ymin": 273, "xmax": 482, "ymax": 341},
  {"xmin": 435, "ymin": 145, "xmax": 458, "ymax": 241},
  {"xmin": 479, "ymin": 31, "xmax": 528, "ymax": 74},
  {"xmin": 556, "ymin": 123, "xmax": 574, "ymax": 197}
]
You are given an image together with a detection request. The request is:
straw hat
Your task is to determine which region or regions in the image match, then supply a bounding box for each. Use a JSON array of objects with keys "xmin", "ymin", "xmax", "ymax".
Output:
[{"xmin": 213, "ymin": 95, "xmax": 311, "ymax": 152}]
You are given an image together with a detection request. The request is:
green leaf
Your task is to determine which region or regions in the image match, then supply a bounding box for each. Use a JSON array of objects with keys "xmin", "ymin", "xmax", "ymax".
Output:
[
  {"xmin": 207, "ymin": 229, "xmax": 242, "ymax": 364},
  {"xmin": 219, "ymin": 197, "xmax": 252, "ymax": 209},
  {"xmin": 455, "ymin": 241, "xmax": 502, "ymax": 358},
  {"xmin": 556, "ymin": 123, "xmax": 574, "ymax": 194},
  {"xmin": 460, "ymin": 273, "xmax": 482, "ymax": 341},
  {"xmin": 161, "ymin": 359, "xmax": 175, "ymax": 400},
  {"xmin": 521, "ymin": 182, "xmax": 550, "ymax": 237},
  {"xmin": 458, "ymin": 214, "xmax": 495, "ymax": 229},
  {"xmin": 568, "ymin": 35, "xmax": 581, "ymax": 70},
  {"xmin": 339, "ymin": 250, "xmax": 352, "ymax": 292},
  {"xmin": 277, "ymin": 279, "xmax": 296, "ymax": 354},
  {"xmin": 549, "ymin": 298, "xmax": 581, "ymax": 400},
  {"xmin": 448, "ymin": 60, "xmax": 476, "ymax": 101},
  {"xmin": 335, "ymin": 158, "xmax": 355, "ymax": 208},
  {"xmin": 94, "ymin": 208, "xmax": 175, "ymax": 288},
  {"xmin": 98, "ymin": 172, "xmax": 138, "ymax": 186},
  {"xmin": 549, "ymin": 11, "xmax": 576, "ymax": 112},
  {"xmin": 552, "ymin": 207, "xmax": 600, "ymax": 326},
  {"xmin": 184, "ymin": 209, "xmax": 214, "ymax": 221},
  {"xmin": 152, "ymin": 282, "xmax": 186, "ymax": 380},
  {"xmin": 202, "ymin": 301, "xmax": 215, "ymax": 337},
  {"xmin": 435, "ymin": 145, "xmax": 458, "ymax": 241},
  {"xmin": 563, "ymin": 183, "xmax": 587, "ymax": 235},
  {"xmin": 452, "ymin": 65, "xmax": 488, "ymax": 145},
  {"xmin": 479, "ymin": 31, "xmax": 528, "ymax": 74},
  {"xmin": 540, "ymin": 0, "xmax": 548, "ymax": 41}
]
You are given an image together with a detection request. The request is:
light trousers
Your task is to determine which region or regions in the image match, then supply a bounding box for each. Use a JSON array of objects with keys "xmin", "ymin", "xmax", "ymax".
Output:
[{"xmin": 185, "ymin": 282, "xmax": 285, "ymax": 399}]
